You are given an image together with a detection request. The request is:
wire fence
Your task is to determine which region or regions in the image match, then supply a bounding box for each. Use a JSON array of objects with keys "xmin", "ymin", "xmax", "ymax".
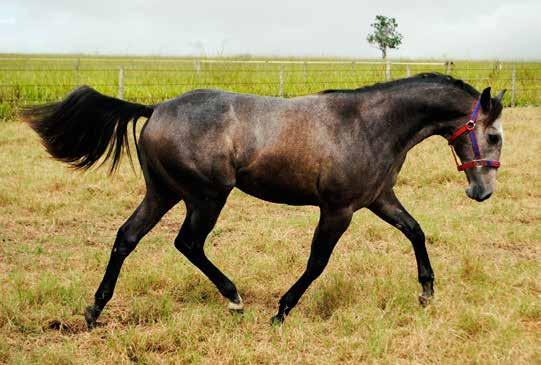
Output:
[{"xmin": 1, "ymin": 58, "xmax": 540, "ymax": 118}]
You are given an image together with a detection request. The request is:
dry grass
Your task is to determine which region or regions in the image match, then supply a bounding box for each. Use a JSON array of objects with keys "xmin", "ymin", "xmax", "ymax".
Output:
[{"xmin": 0, "ymin": 107, "xmax": 539, "ymax": 364}]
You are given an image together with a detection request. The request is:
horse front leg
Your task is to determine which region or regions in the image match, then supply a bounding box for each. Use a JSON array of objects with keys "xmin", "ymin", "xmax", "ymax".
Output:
[{"xmin": 369, "ymin": 189, "xmax": 434, "ymax": 306}]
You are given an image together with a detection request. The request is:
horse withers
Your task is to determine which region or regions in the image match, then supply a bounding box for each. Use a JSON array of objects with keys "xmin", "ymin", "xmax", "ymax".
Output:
[{"xmin": 22, "ymin": 73, "xmax": 505, "ymax": 327}]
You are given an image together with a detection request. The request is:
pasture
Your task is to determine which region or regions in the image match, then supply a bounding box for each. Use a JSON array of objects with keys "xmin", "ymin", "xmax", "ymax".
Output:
[
  {"xmin": 0, "ymin": 55, "xmax": 539, "ymax": 364},
  {"xmin": 0, "ymin": 104, "xmax": 539, "ymax": 363}
]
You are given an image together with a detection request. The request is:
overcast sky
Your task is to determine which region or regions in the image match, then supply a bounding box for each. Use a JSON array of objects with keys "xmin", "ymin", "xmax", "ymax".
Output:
[{"xmin": 1, "ymin": 0, "xmax": 540, "ymax": 60}]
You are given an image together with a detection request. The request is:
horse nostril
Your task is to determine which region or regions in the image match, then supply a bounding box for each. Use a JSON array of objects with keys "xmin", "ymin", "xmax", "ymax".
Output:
[
  {"xmin": 475, "ymin": 190, "xmax": 493, "ymax": 202},
  {"xmin": 479, "ymin": 192, "xmax": 493, "ymax": 202}
]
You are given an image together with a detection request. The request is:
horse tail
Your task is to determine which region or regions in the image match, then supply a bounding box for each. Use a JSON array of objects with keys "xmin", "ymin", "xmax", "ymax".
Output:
[{"xmin": 21, "ymin": 86, "xmax": 154, "ymax": 173}]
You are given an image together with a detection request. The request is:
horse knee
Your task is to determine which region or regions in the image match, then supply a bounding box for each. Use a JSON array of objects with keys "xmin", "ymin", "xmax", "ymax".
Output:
[{"xmin": 400, "ymin": 220, "xmax": 424, "ymax": 244}]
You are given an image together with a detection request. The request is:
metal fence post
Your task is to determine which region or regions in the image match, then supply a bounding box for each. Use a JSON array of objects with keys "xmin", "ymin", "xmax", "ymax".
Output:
[
  {"xmin": 511, "ymin": 64, "xmax": 516, "ymax": 107},
  {"xmin": 118, "ymin": 65, "xmax": 124, "ymax": 100},
  {"xmin": 279, "ymin": 64, "xmax": 285, "ymax": 97},
  {"xmin": 385, "ymin": 60, "xmax": 391, "ymax": 81}
]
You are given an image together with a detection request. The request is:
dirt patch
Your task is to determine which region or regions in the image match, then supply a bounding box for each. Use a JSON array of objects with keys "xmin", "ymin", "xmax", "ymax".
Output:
[{"xmin": 46, "ymin": 318, "xmax": 90, "ymax": 334}]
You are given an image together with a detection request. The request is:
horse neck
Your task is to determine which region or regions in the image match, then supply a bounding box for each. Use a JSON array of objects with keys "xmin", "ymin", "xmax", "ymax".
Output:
[{"xmin": 368, "ymin": 88, "xmax": 473, "ymax": 156}]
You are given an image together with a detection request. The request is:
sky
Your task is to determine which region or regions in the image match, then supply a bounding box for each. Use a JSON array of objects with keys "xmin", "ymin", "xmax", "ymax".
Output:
[{"xmin": 1, "ymin": 0, "xmax": 540, "ymax": 60}]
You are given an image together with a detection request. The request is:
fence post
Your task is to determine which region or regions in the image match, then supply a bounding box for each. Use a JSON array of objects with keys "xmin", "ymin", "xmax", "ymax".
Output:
[
  {"xmin": 385, "ymin": 60, "xmax": 391, "ymax": 81},
  {"xmin": 406, "ymin": 64, "xmax": 411, "ymax": 77},
  {"xmin": 118, "ymin": 65, "xmax": 124, "ymax": 100},
  {"xmin": 445, "ymin": 61, "xmax": 453, "ymax": 75},
  {"xmin": 279, "ymin": 64, "xmax": 285, "ymax": 97},
  {"xmin": 194, "ymin": 59, "xmax": 201, "ymax": 76},
  {"xmin": 511, "ymin": 64, "xmax": 516, "ymax": 107},
  {"xmin": 303, "ymin": 61, "xmax": 307, "ymax": 81},
  {"xmin": 74, "ymin": 58, "xmax": 80, "ymax": 85}
]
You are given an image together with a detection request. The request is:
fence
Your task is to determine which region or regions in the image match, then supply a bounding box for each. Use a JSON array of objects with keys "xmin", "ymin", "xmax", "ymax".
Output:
[{"xmin": 1, "ymin": 57, "xmax": 540, "ymax": 119}]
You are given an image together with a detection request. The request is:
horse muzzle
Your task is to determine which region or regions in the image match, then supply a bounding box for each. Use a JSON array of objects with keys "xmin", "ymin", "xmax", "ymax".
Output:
[{"xmin": 465, "ymin": 184, "xmax": 493, "ymax": 202}]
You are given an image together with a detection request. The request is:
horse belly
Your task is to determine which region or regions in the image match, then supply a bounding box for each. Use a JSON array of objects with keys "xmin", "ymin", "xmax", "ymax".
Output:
[{"xmin": 235, "ymin": 161, "xmax": 320, "ymax": 206}]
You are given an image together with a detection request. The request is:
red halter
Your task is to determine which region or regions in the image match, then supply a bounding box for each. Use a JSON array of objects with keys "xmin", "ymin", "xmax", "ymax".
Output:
[{"xmin": 448, "ymin": 98, "xmax": 501, "ymax": 171}]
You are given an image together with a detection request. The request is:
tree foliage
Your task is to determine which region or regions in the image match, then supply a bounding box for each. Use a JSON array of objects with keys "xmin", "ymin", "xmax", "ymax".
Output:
[{"xmin": 367, "ymin": 15, "xmax": 403, "ymax": 59}]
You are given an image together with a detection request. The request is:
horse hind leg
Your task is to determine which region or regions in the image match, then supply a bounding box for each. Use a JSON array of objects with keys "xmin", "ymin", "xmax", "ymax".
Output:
[
  {"xmin": 174, "ymin": 195, "xmax": 243, "ymax": 312},
  {"xmin": 84, "ymin": 187, "xmax": 179, "ymax": 329},
  {"xmin": 272, "ymin": 207, "xmax": 353, "ymax": 324}
]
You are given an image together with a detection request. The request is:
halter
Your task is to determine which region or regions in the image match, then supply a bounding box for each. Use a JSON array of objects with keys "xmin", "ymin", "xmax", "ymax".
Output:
[{"xmin": 448, "ymin": 98, "xmax": 501, "ymax": 171}]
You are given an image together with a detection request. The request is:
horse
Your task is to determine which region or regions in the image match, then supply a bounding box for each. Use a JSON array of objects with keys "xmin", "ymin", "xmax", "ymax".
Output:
[{"xmin": 22, "ymin": 73, "xmax": 505, "ymax": 327}]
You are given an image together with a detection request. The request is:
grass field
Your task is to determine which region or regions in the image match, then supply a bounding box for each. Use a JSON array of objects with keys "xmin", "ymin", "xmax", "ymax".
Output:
[
  {"xmin": 1, "ymin": 55, "xmax": 540, "ymax": 121},
  {"xmin": 0, "ymin": 93, "xmax": 539, "ymax": 363}
]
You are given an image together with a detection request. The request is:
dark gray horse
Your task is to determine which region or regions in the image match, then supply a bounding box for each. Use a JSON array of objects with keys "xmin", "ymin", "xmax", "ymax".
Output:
[{"xmin": 22, "ymin": 73, "xmax": 505, "ymax": 327}]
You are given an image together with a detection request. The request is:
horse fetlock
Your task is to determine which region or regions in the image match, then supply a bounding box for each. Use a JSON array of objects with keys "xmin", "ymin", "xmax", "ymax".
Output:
[{"xmin": 421, "ymin": 278, "xmax": 434, "ymax": 295}]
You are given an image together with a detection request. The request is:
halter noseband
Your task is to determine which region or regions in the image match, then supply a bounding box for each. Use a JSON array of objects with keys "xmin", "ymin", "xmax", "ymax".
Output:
[{"xmin": 448, "ymin": 98, "xmax": 501, "ymax": 172}]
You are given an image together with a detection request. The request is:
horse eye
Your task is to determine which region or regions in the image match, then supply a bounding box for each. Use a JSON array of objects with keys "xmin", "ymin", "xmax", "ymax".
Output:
[{"xmin": 488, "ymin": 134, "xmax": 500, "ymax": 145}]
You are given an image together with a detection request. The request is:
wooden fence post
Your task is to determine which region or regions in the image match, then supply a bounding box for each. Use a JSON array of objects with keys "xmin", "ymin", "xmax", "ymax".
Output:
[
  {"xmin": 194, "ymin": 59, "xmax": 201, "ymax": 76},
  {"xmin": 445, "ymin": 61, "xmax": 452, "ymax": 74},
  {"xmin": 511, "ymin": 64, "xmax": 516, "ymax": 107},
  {"xmin": 118, "ymin": 66, "xmax": 124, "ymax": 100},
  {"xmin": 279, "ymin": 64, "xmax": 285, "ymax": 97},
  {"xmin": 74, "ymin": 58, "xmax": 80, "ymax": 85},
  {"xmin": 406, "ymin": 64, "xmax": 411, "ymax": 77},
  {"xmin": 385, "ymin": 60, "xmax": 391, "ymax": 81}
]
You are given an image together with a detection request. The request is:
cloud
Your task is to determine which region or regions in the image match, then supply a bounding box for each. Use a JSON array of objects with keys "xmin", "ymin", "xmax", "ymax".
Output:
[
  {"xmin": 0, "ymin": 17, "xmax": 16, "ymax": 25},
  {"xmin": 0, "ymin": 0, "xmax": 539, "ymax": 59}
]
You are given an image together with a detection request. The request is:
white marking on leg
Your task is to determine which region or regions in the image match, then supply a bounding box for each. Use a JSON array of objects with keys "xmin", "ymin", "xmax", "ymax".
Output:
[{"xmin": 228, "ymin": 295, "xmax": 244, "ymax": 310}]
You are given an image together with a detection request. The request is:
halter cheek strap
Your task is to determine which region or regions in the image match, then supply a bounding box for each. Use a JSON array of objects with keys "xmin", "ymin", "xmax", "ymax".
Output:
[{"xmin": 448, "ymin": 98, "xmax": 501, "ymax": 172}]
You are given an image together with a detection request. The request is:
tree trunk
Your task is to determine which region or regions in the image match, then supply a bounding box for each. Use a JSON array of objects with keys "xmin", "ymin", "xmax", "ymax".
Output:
[{"xmin": 381, "ymin": 47, "xmax": 387, "ymax": 59}]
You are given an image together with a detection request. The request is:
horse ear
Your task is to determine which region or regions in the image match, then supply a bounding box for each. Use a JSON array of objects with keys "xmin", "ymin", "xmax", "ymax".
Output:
[
  {"xmin": 480, "ymin": 87, "xmax": 492, "ymax": 112},
  {"xmin": 495, "ymin": 89, "xmax": 506, "ymax": 103}
]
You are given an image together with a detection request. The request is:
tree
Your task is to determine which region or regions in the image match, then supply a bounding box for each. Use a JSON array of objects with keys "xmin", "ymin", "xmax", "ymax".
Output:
[{"xmin": 367, "ymin": 15, "xmax": 403, "ymax": 59}]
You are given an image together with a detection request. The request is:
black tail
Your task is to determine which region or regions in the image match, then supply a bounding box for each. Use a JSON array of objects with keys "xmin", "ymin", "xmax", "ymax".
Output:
[{"xmin": 21, "ymin": 86, "xmax": 154, "ymax": 172}]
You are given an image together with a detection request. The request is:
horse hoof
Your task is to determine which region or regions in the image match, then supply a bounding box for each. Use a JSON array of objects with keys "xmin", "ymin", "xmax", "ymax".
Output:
[
  {"xmin": 228, "ymin": 295, "xmax": 244, "ymax": 314},
  {"xmin": 270, "ymin": 314, "xmax": 285, "ymax": 326},
  {"xmin": 418, "ymin": 294, "xmax": 432, "ymax": 307},
  {"xmin": 84, "ymin": 305, "xmax": 100, "ymax": 330}
]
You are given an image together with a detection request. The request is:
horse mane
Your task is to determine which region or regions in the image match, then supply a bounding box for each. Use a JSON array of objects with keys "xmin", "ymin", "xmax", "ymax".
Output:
[{"xmin": 319, "ymin": 72, "xmax": 479, "ymax": 98}]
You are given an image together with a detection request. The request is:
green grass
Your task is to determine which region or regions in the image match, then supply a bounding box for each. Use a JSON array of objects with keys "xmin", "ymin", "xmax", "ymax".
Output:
[
  {"xmin": 1, "ymin": 55, "xmax": 540, "ymax": 120},
  {"xmin": 0, "ymin": 97, "xmax": 539, "ymax": 363}
]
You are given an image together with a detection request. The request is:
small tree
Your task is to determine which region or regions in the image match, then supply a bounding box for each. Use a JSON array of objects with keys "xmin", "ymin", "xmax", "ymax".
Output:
[{"xmin": 367, "ymin": 15, "xmax": 403, "ymax": 59}]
